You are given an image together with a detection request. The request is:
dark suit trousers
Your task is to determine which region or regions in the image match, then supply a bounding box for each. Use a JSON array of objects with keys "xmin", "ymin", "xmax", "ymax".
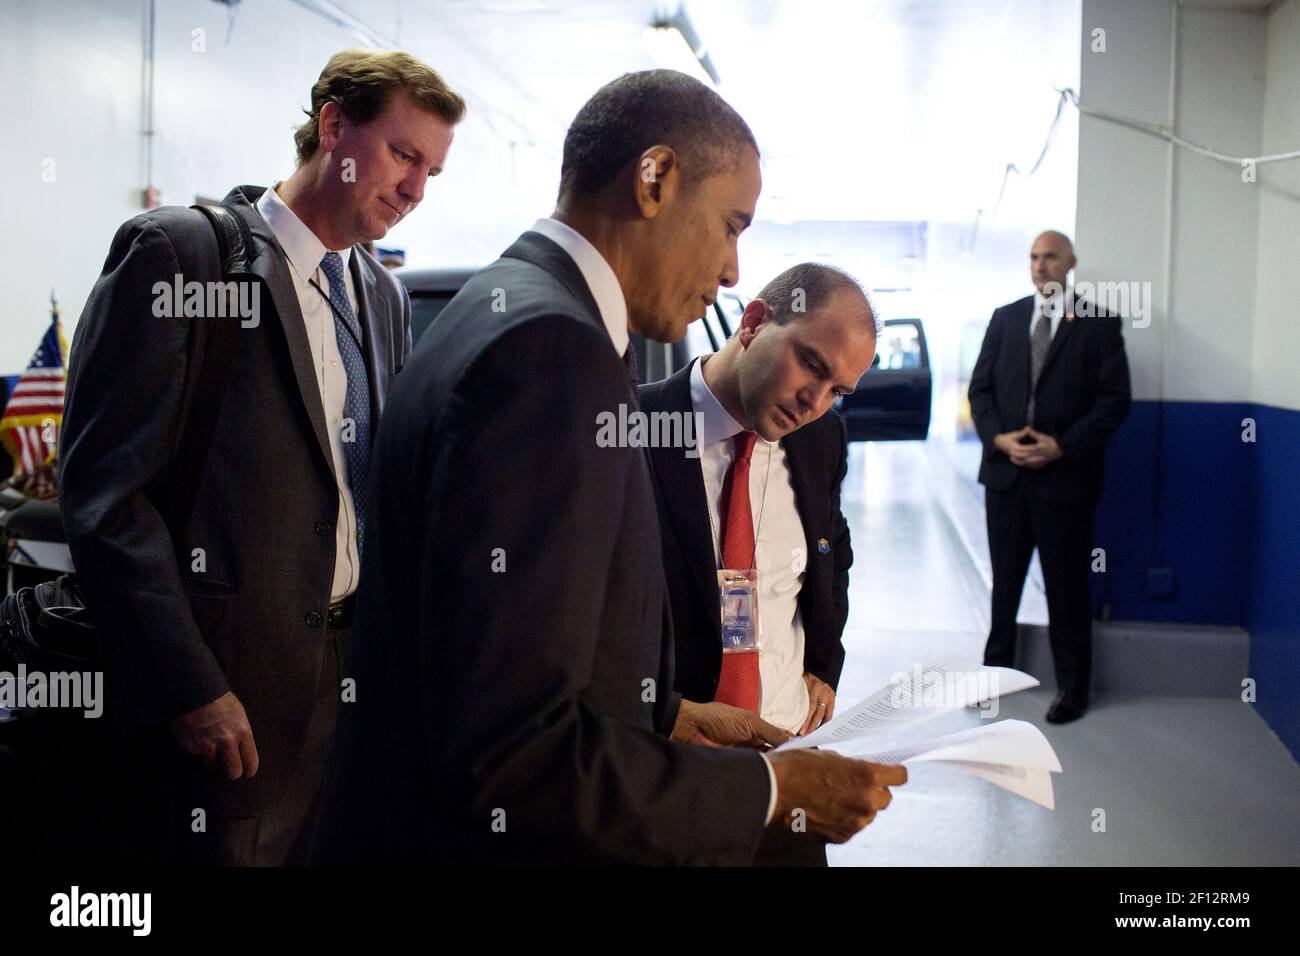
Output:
[
  {"xmin": 196, "ymin": 621, "xmax": 349, "ymax": 866},
  {"xmin": 102, "ymin": 622, "xmax": 348, "ymax": 866},
  {"xmin": 982, "ymin": 485, "xmax": 1094, "ymax": 700}
]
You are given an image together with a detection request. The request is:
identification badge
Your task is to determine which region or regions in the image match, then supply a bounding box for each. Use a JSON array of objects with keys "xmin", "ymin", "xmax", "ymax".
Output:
[{"xmin": 718, "ymin": 568, "xmax": 761, "ymax": 653}]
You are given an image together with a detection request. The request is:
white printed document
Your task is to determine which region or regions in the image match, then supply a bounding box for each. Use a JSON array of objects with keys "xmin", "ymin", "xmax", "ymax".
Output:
[
  {"xmin": 853, "ymin": 719, "xmax": 1062, "ymax": 809},
  {"xmin": 776, "ymin": 659, "xmax": 1062, "ymax": 808}
]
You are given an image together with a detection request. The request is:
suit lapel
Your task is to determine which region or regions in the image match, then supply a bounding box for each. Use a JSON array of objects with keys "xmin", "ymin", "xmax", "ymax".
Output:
[
  {"xmin": 225, "ymin": 185, "xmax": 336, "ymax": 483},
  {"xmin": 648, "ymin": 363, "xmax": 722, "ymax": 640},
  {"xmin": 782, "ymin": 426, "xmax": 827, "ymax": 599},
  {"xmin": 349, "ymin": 249, "xmax": 386, "ymax": 421},
  {"xmin": 501, "ymin": 231, "xmax": 604, "ymax": 341},
  {"xmin": 1011, "ymin": 295, "xmax": 1034, "ymax": 407},
  {"xmin": 1038, "ymin": 303, "xmax": 1077, "ymax": 382}
]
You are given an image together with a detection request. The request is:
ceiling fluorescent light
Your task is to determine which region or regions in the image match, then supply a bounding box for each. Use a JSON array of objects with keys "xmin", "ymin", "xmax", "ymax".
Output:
[
  {"xmin": 643, "ymin": 9, "xmax": 720, "ymax": 87},
  {"xmin": 642, "ymin": 26, "xmax": 713, "ymax": 86}
]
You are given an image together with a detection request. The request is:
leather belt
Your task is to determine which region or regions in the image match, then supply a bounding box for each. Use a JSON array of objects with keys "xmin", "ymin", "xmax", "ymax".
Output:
[{"xmin": 328, "ymin": 595, "xmax": 355, "ymax": 629}]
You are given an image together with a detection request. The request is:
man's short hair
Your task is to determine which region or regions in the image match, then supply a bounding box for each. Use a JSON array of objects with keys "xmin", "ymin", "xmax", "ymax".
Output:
[
  {"xmin": 294, "ymin": 49, "xmax": 467, "ymax": 165},
  {"xmin": 757, "ymin": 263, "xmax": 873, "ymax": 329},
  {"xmin": 558, "ymin": 69, "xmax": 758, "ymax": 200}
]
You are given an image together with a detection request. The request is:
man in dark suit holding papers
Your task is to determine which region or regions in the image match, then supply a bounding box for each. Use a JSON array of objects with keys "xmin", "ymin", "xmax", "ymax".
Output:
[{"xmin": 315, "ymin": 71, "xmax": 905, "ymax": 865}]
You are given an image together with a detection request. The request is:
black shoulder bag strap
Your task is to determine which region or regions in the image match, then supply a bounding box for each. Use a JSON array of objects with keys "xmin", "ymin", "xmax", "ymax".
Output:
[{"xmin": 154, "ymin": 203, "xmax": 256, "ymax": 549}]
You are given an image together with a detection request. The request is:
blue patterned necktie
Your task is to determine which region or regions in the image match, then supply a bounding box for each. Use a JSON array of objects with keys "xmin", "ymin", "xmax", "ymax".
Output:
[{"xmin": 320, "ymin": 251, "xmax": 372, "ymax": 553}]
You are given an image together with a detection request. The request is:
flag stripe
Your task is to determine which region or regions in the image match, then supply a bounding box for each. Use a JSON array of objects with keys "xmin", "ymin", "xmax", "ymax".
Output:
[{"xmin": 2, "ymin": 310, "xmax": 65, "ymax": 489}]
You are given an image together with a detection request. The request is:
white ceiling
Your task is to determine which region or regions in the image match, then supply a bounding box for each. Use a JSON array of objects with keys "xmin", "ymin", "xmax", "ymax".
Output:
[{"xmin": 323, "ymin": 0, "xmax": 1083, "ymax": 222}]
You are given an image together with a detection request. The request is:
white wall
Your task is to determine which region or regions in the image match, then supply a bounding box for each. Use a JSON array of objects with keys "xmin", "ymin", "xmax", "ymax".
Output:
[
  {"xmin": 1166, "ymin": 6, "xmax": 1265, "ymax": 405},
  {"xmin": 2, "ymin": 0, "xmax": 145, "ymax": 370},
  {"xmin": 1076, "ymin": 0, "xmax": 1280, "ymax": 407},
  {"xmin": 1077, "ymin": 0, "xmax": 1171, "ymax": 403},
  {"xmin": 1252, "ymin": 0, "xmax": 1300, "ymax": 412},
  {"xmin": 0, "ymin": 0, "xmax": 561, "ymax": 373},
  {"xmin": 144, "ymin": 3, "xmax": 558, "ymax": 262}
]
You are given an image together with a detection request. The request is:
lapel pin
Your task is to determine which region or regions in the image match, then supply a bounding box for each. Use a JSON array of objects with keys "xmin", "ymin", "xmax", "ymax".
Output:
[{"xmin": 817, "ymin": 538, "xmax": 830, "ymax": 555}]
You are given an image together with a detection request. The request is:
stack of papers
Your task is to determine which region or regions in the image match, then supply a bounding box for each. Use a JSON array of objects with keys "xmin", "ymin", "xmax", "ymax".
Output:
[{"xmin": 777, "ymin": 659, "xmax": 1063, "ymax": 808}]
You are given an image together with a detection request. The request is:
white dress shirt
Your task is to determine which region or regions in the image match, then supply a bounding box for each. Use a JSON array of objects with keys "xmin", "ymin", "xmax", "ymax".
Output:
[
  {"xmin": 256, "ymin": 184, "xmax": 361, "ymax": 602},
  {"xmin": 690, "ymin": 357, "xmax": 812, "ymax": 734},
  {"xmin": 532, "ymin": 218, "xmax": 779, "ymax": 824},
  {"xmin": 529, "ymin": 218, "xmax": 628, "ymax": 355}
]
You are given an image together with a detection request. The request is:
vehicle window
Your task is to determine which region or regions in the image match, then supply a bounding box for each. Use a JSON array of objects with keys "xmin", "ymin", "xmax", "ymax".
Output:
[
  {"xmin": 411, "ymin": 292, "xmax": 457, "ymax": 343},
  {"xmin": 717, "ymin": 293, "xmax": 746, "ymax": 333},
  {"xmin": 877, "ymin": 322, "xmax": 922, "ymax": 370},
  {"xmin": 686, "ymin": 292, "xmax": 748, "ymax": 361}
]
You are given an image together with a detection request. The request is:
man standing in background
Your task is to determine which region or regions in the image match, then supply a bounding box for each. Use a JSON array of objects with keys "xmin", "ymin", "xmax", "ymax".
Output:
[{"xmin": 968, "ymin": 231, "xmax": 1131, "ymax": 724}]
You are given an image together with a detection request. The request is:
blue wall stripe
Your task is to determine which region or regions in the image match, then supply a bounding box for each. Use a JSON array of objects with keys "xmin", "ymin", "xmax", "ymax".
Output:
[
  {"xmin": 1245, "ymin": 403, "xmax": 1300, "ymax": 761},
  {"xmin": 1095, "ymin": 399, "xmax": 1299, "ymax": 758}
]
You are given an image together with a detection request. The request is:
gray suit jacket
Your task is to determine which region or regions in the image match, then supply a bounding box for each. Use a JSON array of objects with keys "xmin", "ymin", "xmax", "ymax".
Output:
[{"xmin": 59, "ymin": 185, "xmax": 411, "ymax": 816}]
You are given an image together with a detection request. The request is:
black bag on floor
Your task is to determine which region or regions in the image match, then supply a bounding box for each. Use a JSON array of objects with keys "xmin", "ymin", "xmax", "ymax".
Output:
[{"xmin": 0, "ymin": 575, "xmax": 96, "ymax": 671}]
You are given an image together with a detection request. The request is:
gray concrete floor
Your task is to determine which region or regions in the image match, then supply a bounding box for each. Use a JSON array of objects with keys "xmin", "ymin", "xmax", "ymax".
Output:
[{"xmin": 826, "ymin": 440, "xmax": 1300, "ymax": 866}]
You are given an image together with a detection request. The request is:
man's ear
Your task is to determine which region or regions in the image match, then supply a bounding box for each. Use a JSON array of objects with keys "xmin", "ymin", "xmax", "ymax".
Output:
[
  {"xmin": 318, "ymin": 100, "xmax": 346, "ymax": 154},
  {"xmin": 632, "ymin": 146, "xmax": 679, "ymax": 220},
  {"xmin": 738, "ymin": 298, "xmax": 772, "ymax": 348}
]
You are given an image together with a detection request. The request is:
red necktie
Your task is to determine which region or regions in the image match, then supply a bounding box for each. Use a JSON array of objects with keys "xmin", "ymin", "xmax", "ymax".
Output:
[{"xmin": 714, "ymin": 431, "xmax": 761, "ymax": 712}]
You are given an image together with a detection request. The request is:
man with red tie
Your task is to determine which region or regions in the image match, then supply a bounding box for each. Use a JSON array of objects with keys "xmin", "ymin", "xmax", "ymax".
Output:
[{"xmin": 639, "ymin": 262, "xmax": 879, "ymax": 864}]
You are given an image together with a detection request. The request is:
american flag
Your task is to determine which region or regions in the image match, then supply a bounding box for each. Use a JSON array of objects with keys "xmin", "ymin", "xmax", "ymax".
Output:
[{"xmin": 0, "ymin": 295, "xmax": 68, "ymax": 499}]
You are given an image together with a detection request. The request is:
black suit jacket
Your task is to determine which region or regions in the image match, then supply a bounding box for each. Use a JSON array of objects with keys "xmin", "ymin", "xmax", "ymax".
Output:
[
  {"xmin": 60, "ymin": 185, "xmax": 411, "ymax": 816},
  {"xmin": 968, "ymin": 294, "xmax": 1131, "ymax": 504},
  {"xmin": 636, "ymin": 361, "xmax": 851, "ymax": 707},
  {"xmin": 313, "ymin": 231, "xmax": 771, "ymax": 865}
]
